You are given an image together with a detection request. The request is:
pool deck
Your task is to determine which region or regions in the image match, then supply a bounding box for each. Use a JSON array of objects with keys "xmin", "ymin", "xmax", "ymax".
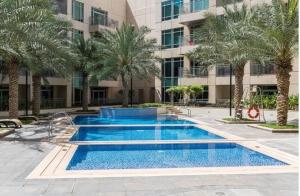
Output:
[{"xmin": 0, "ymin": 107, "xmax": 298, "ymax": 196}]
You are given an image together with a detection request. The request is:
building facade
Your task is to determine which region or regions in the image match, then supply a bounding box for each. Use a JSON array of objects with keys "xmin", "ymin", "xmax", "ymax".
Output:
[
  {"xmin": 127, "ymin": 0, "xmax": 298, "ymax": 104},
  {"xmin": 0, "ymin": 0, "xmax": 298, "ymax": 112},
  {"xmin": 0, "ymin": 0, "xmax": 156, "ymax": 111}
]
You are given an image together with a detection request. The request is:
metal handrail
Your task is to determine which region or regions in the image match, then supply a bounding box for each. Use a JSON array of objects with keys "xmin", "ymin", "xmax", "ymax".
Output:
[
  {"xmin": 175, "ymin": 106, "xmax": 192, "ymax": 117},
  {"xmin": 48, "ymin": 112, "xmax": 74, "ymax": 138}
]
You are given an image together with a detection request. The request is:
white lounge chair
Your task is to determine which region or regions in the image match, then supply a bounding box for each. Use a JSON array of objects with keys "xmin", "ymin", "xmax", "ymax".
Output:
[{"xmin": 0, "ymin": 119, "xmax": 23, "ymax": 128}]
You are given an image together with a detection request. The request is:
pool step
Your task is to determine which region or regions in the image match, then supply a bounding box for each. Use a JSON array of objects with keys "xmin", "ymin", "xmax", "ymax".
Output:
[
  {"xmin": 53, "ymin": 126, "xmax": 77, "ymax": 143},
  {"xmin": 167, "ymin": 107, "xmax": 183, "ymax": 114}
]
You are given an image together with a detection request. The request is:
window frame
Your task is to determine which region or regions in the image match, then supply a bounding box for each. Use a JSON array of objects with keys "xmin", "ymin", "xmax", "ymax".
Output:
[
  {"xmin": 161, "ymin": 0, "xmax": 183, "ymax": 21},
  {"xmin": 161, "ymin": 28, "xmax": 184, "ymax": 49},
  {"xmin": 91, "ymin": 7, "xmax": 108, "ymax": 26},
  {"xmin": 72, "ymin": 0, "xmax": 84, "ymax": 22}
]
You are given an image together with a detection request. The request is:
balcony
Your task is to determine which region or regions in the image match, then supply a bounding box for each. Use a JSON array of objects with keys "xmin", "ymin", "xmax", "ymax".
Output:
[
  {"xmin": 179, "ymin": 67, "xmax": 208, "ymax": 78},
  {"xmin": 216, "ymin": 65, "xmax": 234, "ymax": 77},
  {"xmin": 179, "ymin": 35, "xmax": 198, "ymax": 54},
  {"xmin": 250, "ymin": 64, "xmax": 276, "ymax": 76},
  {"xmin": 178, "ymin": 67, "xmax": 208, "ymax": 86},
  {"xmin": 89, "ymin": 16, "xmax": 119, "ymax": 32},
  {"xmin": 178, "ymin": 1, "xmax": 209, "ymax": 25}
]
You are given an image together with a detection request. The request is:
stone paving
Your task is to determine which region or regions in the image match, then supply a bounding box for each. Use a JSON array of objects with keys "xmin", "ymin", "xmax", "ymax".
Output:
[{"xmin": 0, "ymin": 107, "xmax": 298, "ymax": 196}]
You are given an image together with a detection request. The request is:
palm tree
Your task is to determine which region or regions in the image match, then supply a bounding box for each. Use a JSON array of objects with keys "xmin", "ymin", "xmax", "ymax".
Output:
[
  {"xmin": 251, "ymin": 0, "xmax": 298, "ymax": 125},
  {"xmin": 0, "ymin": 0, "xmax": 71, "ymax": 118},
  {"xmin": 28, "ymin": 53, "xmax": 74, "ymax": 116},
  {"xmin": 71, "ymin": 37, "xmax": 99, "ymax": 111},
  {"xmin": 189, "ymin": 4, "xmax": 256, "ymax": 119},
  {"xmin": 27, "ymin": 17, "xmax": 72, "ymax": 116},
  {"xmin": 94, "ymin": 23, "xmax": 160, "ymax": 107}
]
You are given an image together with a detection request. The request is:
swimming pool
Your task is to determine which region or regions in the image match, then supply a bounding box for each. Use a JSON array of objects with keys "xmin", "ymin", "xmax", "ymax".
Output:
[
  {"xmin": 67, "ymin": 143, "xmax": 287, "ymax": 170},
  {"xmin": 73, "ymin": 115, "xmax": 195, "ymax": 125},
  {"xmin": 70, "ymin": 126, "xmax": 223, "ymax": 142}
]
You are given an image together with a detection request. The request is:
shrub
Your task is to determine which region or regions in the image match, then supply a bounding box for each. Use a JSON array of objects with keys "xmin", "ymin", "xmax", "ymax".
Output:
[
  {"xmin": 244, "ymin": 95, "xmax": 298, "ymax": 110},
  {"xmin": 288, "ymin": 95, "xmax": 298, "ymax": 110},
  {"xmin": 139, "ymin": 103, "xmax": 169, "ymax": 108}
]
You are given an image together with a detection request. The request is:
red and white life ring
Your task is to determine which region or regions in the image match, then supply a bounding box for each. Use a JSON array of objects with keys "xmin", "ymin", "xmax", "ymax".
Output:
[{"xmin": 247, "ymin": 106, "xmax": 260, "ymax": 119}]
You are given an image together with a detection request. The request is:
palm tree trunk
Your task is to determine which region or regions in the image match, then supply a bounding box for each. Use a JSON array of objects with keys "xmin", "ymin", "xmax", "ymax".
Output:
[
  {"xmin": 276, "ymin": 68, "xmax": 290, "ymax": 126},
  {"xmin": 234, "ymin": 66, "xmax": 244, "ymax": 119},
  {"xmin": 8, "ymin": 59, "xmax": 19, "ymax": 118},
  {"xmin": 82, "ymin": 72, "xmax": 89, "ymax": 111},
  {"xmin": 32, "ymin": 74, "xmax": 41, "ymax": 116},
  {"xmin": 121, "ymin": 75, "xmax": 129, "ymax": 107}
]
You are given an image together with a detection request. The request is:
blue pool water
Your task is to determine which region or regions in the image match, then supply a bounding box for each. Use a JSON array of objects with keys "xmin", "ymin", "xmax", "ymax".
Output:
[
  {"xmin": 70, "ymin": 126, "xmax": 223, "ymax": 141},
  {"xmin": 73, "ymin": 115, "xmax": 195, "ymax": 125},
  {"xmin": 67, "ymin": 143, "xmax": 287, "ymax": 170}
]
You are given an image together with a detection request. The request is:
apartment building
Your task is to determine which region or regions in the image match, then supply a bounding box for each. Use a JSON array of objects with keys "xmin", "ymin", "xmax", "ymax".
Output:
[
  {"xmin": 0, "ymin": 0, "xmax": 156, "ymax": 111},
  {"xmin": 127, "ymin": 0, "xmax": 298, "ymax": 104},
  {"xmin": 0, "ymin": 0, "xmax": 298, "ymax": 112}
]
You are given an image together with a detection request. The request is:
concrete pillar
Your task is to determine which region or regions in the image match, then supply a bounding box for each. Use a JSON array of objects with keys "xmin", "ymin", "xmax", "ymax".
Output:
[
  {"xmin": 66, "ymin": 80, "xmax": 72, "ymax": 107},
  {"xmin": 209, "ymin": 0, "xmax": 217, "ymax": 14},
  {"xmin": 88, "ymin": 85, "xmax": 91, "ymax": 105},
  {"xmin": 243, "ymin": 61, "xmax": 251, "ymax": 100},
  {"xmin": 208, "ymin": 85, "xmax": 216, "ymax": 104}
]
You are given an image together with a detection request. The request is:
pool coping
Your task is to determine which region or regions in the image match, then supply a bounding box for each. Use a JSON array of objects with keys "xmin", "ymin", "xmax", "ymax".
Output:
[{"xmin": 27, "ymin": 115, "xmax": 299, "ymax": 179}]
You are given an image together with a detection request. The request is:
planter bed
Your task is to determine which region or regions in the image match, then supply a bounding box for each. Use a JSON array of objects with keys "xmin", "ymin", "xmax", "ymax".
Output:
[
  {"xmin": 248, "ymin": 124, "xmax": 298, "ymax": 133},
  {"xmin": 0, "ymin": 128, "xmax": 15, "ymax": 138},
  {"xmin": 217, "ymin": 118, "xmax": 263, "ymax": 124}
]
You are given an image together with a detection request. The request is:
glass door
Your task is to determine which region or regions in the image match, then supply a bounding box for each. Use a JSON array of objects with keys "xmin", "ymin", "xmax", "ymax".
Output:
[
  {"xmin": 0, "ymin": 88, "xmax": 9, "ymax": 111},
  {"xmin": 91, "ymin": 89, "xmax": 106, "ymax": 106}
]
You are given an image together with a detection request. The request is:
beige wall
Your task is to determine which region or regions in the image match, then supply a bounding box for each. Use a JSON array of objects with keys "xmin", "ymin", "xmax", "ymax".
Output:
[{"xmin": 68, "ymin": 0, "xmax": 127, "ymax": 38}]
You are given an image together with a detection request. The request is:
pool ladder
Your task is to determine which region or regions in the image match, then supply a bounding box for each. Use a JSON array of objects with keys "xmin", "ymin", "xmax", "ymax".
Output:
[
  {"xmin": 182, "ymin": 107, "xmax": 192, "ymax": 117},
  {"xmin": 48, "ymin": 112, "xmax": 75, "ymax": 138},
  {"xmin": 170, "ymin": 107, "xmax": 192, "ymax": 117}
]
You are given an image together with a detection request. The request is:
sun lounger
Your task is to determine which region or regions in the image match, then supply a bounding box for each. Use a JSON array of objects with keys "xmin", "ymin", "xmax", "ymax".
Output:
[
  {"xmin": 0, "ymin": 128, "xmax": 15, "ymax": 137},
  {"xmin": 0, "ymin": 119, "xmax": 22, "ymax": 128},
  {"xmin": 18, "ymin": 116, "xmax": 39, "ymax": 122}
]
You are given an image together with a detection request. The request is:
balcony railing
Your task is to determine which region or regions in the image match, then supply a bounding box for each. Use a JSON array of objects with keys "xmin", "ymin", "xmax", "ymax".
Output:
[
  {"xmin": 89, "ymin": 16, "xmax": 119, "ymax": 32},
  {"xmin": 250, "ymin": 64, "xmax": 276, "ymax": 75},
  {"xmin": 216, "ymin": 65, "xmax": 234, "ymax": 77},
  {"xmin": 216, "ymin": 0, "xmax": 243, "ymax": 7},
  {"xmin": 179, "ymin": 67, "xmax": 208, "ymax": 78},
  {"xmin": 40, "ymin": 98, "xmax": 66, "ymax": 109},
  {"xmin": 0, "ymin": 98, "xmax": 66, "ymax": 111},
  {"xmin": 179, "ymin": 35, "xmax": 196, "ymax": 46},
  {"xmin": 181, "ymin": 0, "xmax": 209, "ymax": 14}
]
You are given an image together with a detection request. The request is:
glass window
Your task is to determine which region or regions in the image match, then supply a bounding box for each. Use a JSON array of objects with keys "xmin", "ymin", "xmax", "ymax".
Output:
[
  {"xmin": 162, "ymin": 30, "xmax": 172, "ymax": 49},
  {"xmin": 190, "ymin": 61, "xmax": 208, "ymax": 77},
  {"xmin": 72, "ymin": 29, "xmax": 83, "ymax": 39},
  {"xmin": 162, "ymin": 28, "xmax": 183, "ymax": 49},
  {"xmin": 72, "ymin": 0, "xmax": 84, "ymax": 22},
  {"xmin": 190, "ymin": 0, "xmax": 209, "ymax": 12},
  {"xmin": 173, "ymin": 28, "xmax": 183, "ymax": 48},
  {"xmin": 162, "ymin": 0, "xmax": 183, "ymax": 21},
  {"xmin": 54, "ymin": 0, "xmax": 67, "ymax": 14},
  {"xmin": 173, "ymin": 0, "xmax": 183, "ymax": 18},
  {"xmin": 41, "ymin": 86, "xmax": 54, "ymax": 100},
  {"xmin": 0, "ymin": 87, "xmax": 9, "ymax": 111},
  {"xmin": 162, "ymin": 1, "xmax": 172, "ymax": 21},
  {"xmin": 161, "ymin": 58, "xmax": 184, "ymax": 102},
  {"xmin": 192, "ymin": 86, "xmax": 208, "ymax": 101},
  {"xmin": 91, "ymin": 7, "xmax": 108, "ymax": 26},
  {"xmin": 163, "ymin": 59, "xmax": 172, "ymax": 77}
]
